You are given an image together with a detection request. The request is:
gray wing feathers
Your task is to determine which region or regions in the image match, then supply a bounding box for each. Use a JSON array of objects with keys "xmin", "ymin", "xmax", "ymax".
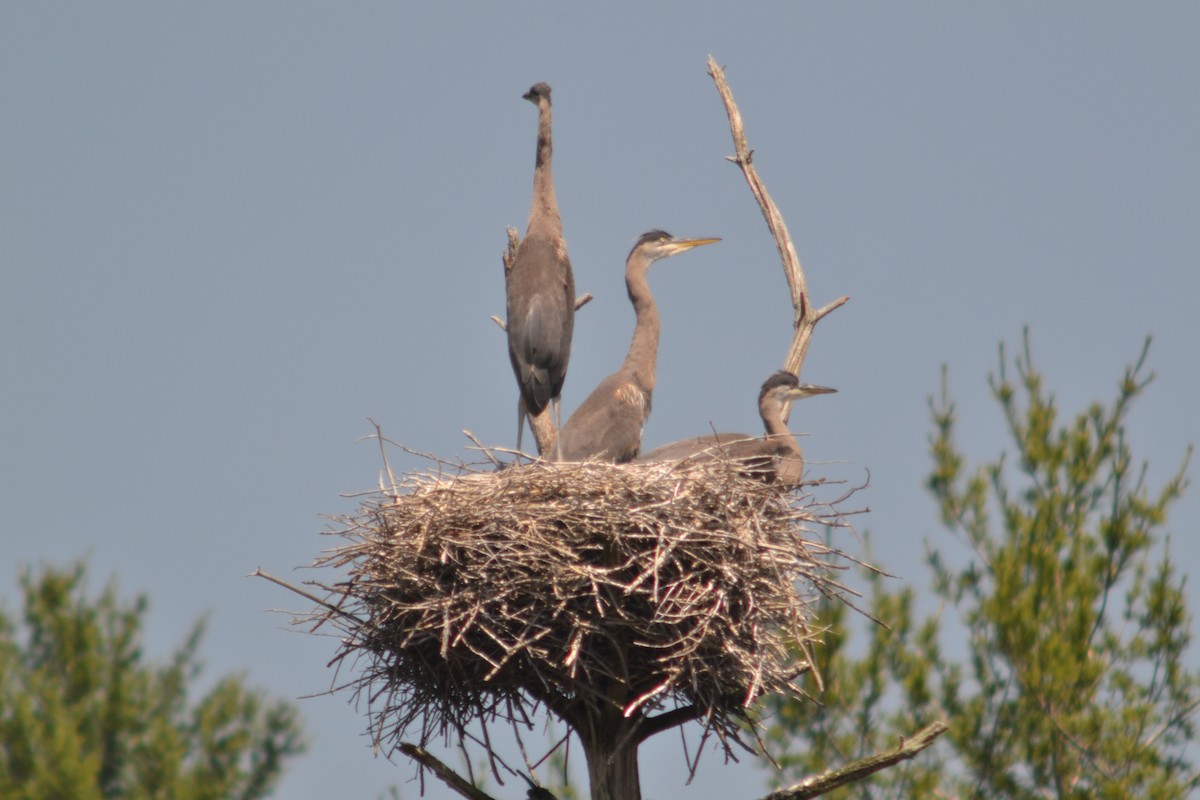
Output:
[
  {"xmin": 555, "ymin": 374, "xmax": 647, "ymax": 463},
  {"xmin": 506, "ymin": 238, "xmax": 574, "ymax": 415},
  {"xmin": 638, "ymin": 432, "xmax": 756, "ymax": 463}
]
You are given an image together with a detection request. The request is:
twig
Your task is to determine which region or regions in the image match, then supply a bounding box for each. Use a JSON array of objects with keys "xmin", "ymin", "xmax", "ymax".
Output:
[
  {"xmin": 367, "ymin": 417, "xmax": 399, "ymax": 499},
  {"xmin": 760, "ymin": 721, "xmax": 949, "ymax": 800},
  {"xmin": 249, "ymin": 569, "xmax": 365, "ymax": 626},
  {"xmin": 463, "ymin": 429, "xmax": 503, "ymax": 469},
  {"xmin": 398, "ymin": 742, "xmax": 497, "ymax": 800},
  {"xmin": 706, "ymin": 55, "xmax": 850, "ymax": 420}
]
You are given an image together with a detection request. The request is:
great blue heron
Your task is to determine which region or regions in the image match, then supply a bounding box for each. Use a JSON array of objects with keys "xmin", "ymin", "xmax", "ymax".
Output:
[
  {"xmin": 553, "ymin": 230, "xmax": 720, "ymax": 463},
  {"xmin": 637, "ymin": 371, "xmax": 836, "ymax": 484},
  {"xmin": 507, "ymin": 82, "xmax": 575, "ymax": 453}
]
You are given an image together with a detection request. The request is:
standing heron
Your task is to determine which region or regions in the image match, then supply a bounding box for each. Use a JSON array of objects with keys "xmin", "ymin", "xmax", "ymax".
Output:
[
  {"xmin": 553, "ymin": 230, "xmax": 720, "ymax": 463},
  {"xmin": 637, "ymin": 371, "xmax": 836, "ymax": 485},
  {"xmin": 507, "ymin": 82, "xmax": 575, "ymax": 453}
]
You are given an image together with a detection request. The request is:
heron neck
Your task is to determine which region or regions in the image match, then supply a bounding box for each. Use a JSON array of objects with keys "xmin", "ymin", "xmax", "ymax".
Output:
[
  {"xmin": 761, "ymin": 401, "xmax": 800, "ymax": 452},
  {"xmin": 763, "ymin": 412, "xmax": 791, "ymax": 438},
  {"xmin": 527, "ymin": 100, "xmax": 560, "ymax": 235},
  {"xmin": 622, "ymin": 264, "xmax": 660, "ymax": 395}
]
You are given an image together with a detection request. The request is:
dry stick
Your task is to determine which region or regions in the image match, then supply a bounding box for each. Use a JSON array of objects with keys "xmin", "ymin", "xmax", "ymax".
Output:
[
  {"xmin": 463, "ymin": 429, "xmax": 504, "ymax": 470},
  {"xmin": 496, "ymin": 226, "xmax": 593, "ymax": 457},
  {"xmin": 398, "ymin": 742, "xmax": 497, "ymax": 800},
  {"xmin": 706, "ymin": 55, "xmax": 849, "ymax": 422},
  {"xmin": 759, "ymin": 721, "xmax": 949, "ymax": 800},
  {"xmin": 367, "ymin": 416, "xmax": 400, "ymax": 500},
  {"xmin": 250, "ymin": 569, "xmax": 365, "ymax": 627}
]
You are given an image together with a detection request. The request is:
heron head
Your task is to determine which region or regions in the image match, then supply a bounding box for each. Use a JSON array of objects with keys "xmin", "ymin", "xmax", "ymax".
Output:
[
  {"xmin": 524, "ymin": 82, "xmax": 552, "ymax": 105},
  {"xmin": 759, "ymin": 371, "xmax": 837, "ymax": 405},
  {"xmin": 629, "ymin": 230, "xmax": 721, "ymax": 266}
]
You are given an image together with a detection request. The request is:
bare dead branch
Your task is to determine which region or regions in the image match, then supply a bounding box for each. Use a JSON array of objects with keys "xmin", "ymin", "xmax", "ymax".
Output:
[
  {"xmin": 760, "ymin": 721, "xmax": 949, "ymax": 800},
  {"xmin": 812, "ymin": 295, "xmax": 850, "ymax": 322},
  {"xmin": 398, "ymin": 742, "xmax": 497, "ymax": 800},
  {"xmin": 706, "ymin": 56, "xmax": 806, "ymax": 322},
  {"xmin": 707, "ymin": 54, "xmax": 850, "ymax": 421}
]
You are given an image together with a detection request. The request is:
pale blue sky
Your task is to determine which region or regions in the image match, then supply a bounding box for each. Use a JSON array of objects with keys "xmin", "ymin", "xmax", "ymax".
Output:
[{"xmin": 3, "ymin": 4, "xmax": 1197, "ymax": 799}]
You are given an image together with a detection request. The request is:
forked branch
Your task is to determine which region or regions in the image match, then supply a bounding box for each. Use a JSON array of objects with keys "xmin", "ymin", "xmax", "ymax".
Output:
[{"xmin": 707, "ymin": 55, "xmax": 849, "ymax": 419}]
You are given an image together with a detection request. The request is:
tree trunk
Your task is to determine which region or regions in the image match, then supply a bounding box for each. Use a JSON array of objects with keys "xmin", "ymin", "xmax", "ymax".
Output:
[{"xmin": 577, "ymin": 710, "xmax": 642, "ymax": 800}]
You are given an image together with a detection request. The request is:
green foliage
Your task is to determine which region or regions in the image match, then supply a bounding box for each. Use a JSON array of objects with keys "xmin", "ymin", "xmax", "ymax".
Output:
[
  {"xmin": 763, "ymin": 554, "xmax": 947, "ymax": 799},
  {"xmin": 766, "ymin": 333, "xmax": 1198, "ymax": 799},
  {"xmin": 0, "ymin": 560, "xmax": 306, "ymax": 800}
]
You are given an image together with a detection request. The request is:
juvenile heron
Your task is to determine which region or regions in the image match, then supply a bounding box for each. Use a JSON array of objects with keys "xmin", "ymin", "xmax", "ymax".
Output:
[
  {"xmin": 553, "ymin": 230, "xmax": 720, "ymax": 463},
  {"xmin": 637, "ymin": 371, "xmax": 836, "ymax": 484},
  {"xmin": 507, "ymin": 82, "xmax": 575, "ymax": 453}
]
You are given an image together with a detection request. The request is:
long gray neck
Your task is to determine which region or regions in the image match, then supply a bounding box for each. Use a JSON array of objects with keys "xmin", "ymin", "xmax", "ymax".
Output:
[
  {"xmin": 621, "ymin": 256, "xmax": 659, "ymax": 395},
  {"xmin": 761, "ymin": 398, "xmax": 802, "ymax": 456},
  {"xmin": 527, "ymin": 98, "xmax": 560, "ymax": 236}
]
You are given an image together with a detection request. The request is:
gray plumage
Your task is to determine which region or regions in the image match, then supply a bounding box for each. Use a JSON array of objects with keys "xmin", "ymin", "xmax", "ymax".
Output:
[
  {"xmin": 553, "ymin": 231, "xmax": 720, "ymax": 463},
  {"xmin": 507, "ymin": 82, "xmax": 575, "ymax": 450},
  {"xmin": 636, "ymin": 371, "xmax": 836, "ymax": 484}
]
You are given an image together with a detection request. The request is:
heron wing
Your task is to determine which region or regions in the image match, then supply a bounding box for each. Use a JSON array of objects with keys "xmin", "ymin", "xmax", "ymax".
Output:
[
  {"xmin": 506, "ymin": 238, "xmax": 574, "ymax": 413},
  {"xmin": 637, "ymin": 433, "xmax": 791, "ymax": 481},
  {"xmin": 637, "ymin": 433, "xmax": 755, "ymax": 463},
  {"xmin": 556, "ymin": 374, "xmax": 648, "ymax": 463}
]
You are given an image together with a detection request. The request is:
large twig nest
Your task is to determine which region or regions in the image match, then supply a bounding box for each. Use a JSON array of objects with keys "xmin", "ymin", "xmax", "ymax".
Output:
[{"xmin": 305, "ymin": 452, "xmax": 859, "ymax": 761}]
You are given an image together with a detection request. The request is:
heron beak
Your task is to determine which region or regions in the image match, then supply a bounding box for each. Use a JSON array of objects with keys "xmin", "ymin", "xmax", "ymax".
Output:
[
  {"xmin": 666, "ymin": 236, "xmax": 721, "ymax": 255},
  {"xmin": 788, "ymin": 384, "xmax": 837, "ymax": 400}
]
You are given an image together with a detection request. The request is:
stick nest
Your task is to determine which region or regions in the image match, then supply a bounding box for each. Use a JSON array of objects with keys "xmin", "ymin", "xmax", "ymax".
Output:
[{"xmin": 305, "ymin": 453, "xmax": 858, "ymax": 763}]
